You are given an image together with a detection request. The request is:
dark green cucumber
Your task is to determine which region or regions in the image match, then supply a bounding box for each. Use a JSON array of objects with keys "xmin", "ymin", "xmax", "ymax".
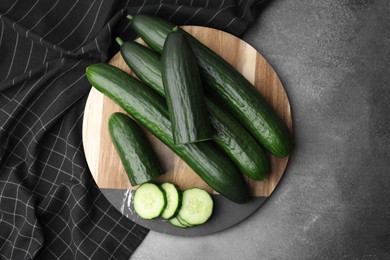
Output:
[
  {"xmin": 128, "ymin": 15, "xmax": 292, "ymax": 157},
  {"xmin": 86, "ymin": 63, "xmax": 250, "ymax": 203},
  {"xmin": 108, "ymin": 112, "xmax": 163, "ymax": 186},
  {"xmin": 161, "ymin": 29, "xmax": 213, "ymax": 144},
  {"xmin": 116, "ymin": 39, "xmax": 268, "ymax": 180},
  {"xmin": 206, "ymin": 101, "xmax": 269, "ymax": 180}
]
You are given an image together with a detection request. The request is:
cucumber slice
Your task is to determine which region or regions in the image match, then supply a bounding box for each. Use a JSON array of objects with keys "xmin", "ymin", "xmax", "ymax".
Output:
[
  {"xmin": 169, "ymin": 217, "xmax": 188, "ymax": 228},
  {"xmin": 177, "ymin": 214, "xmax": 194, "ymax": 227},
  {"xmin": 133, "ymin": 183, "xmax": 166, "ymax": 219},
  {"xmin": 160, "ymin": 183, "xmax": 181, "ymax": 220},
  {"xmin": 178, "ymin": 188, "xmax": 213, "ymax": 225}
]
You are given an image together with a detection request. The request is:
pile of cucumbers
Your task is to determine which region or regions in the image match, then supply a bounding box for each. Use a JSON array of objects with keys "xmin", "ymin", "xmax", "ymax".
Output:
[{"xmin": 85, "ymin": 15, "xmax": 292, "ymax": 227}]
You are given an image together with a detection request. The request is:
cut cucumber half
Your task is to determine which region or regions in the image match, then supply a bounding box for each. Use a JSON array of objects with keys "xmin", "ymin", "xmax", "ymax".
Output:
[
  {"xmin": 133, "ymin": 183, "xmax": 166, "ymax": 219},
  {"xmin": 160, "ymin": 183, "xmax": 181, "ymax": 220},
  {"xmin": 178, "ymin": 188, "xmax": 213, "ymax": 225},
  {"xmin": 169, "ymin": 217, "xmax": 188, "ymax": 228}
]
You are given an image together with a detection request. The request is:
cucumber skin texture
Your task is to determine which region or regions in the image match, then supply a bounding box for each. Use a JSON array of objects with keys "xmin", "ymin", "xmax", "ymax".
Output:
[
  {"xmin": 161, "ymin": 31, "xmax": 213, "ymax": 144},
  {"xmin": 130, "ymin": 15, "xmax": 292, "ymax": 157},
  {"xmin": 119, "ymin": 40, "xmax": 269, "ymax": 180},
  {"xmin": 207, "ymin": 101, "xmax": 269, "ymax": 180},
  {"xmin": 86, "ymin": 63, "xmax": 250, "ymax": 204},
  {"xmin": 108, "ymin": 112, "xmax": 163, "ymax": 186}
]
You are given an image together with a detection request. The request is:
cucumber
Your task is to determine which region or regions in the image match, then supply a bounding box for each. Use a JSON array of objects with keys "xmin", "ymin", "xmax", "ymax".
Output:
[
  {"xmin": 116, "ymin": 39, "xmax": 269, "ymax": 180},
  {"xmin": 161, "ymin": 29, "xmax": 213, "ymax": 144},
  {"xmin": 206, "ymin": 100, "xmax": 269, "ymax": 180},
  {"xmin": 177, "ymin": 188, "xmax": 213, "ymax": 225},
  {"xmin": 160, "ymin": 183, "xmax": 181, "ymax": 219},
  {"xmin": 169, "ymin": 217, "xmax": 188, "ymax": 228},
  {"xmin": 133, "ymin": 183, "xmax": 166, "ymax": 219},
  {"xmin": 177, "ymin": 214, "xmax": 194, "ymax": 227},
  {"xmin": 128, "ymin": 15, "xmax": 292, "ymax": 157},
  {"xmin": 86, "ymin": 63, "xmax": 250, "ymax": 203},
  {"xmin": 108, "ymin": 112, "xmax": 163, "ymax": 186}
]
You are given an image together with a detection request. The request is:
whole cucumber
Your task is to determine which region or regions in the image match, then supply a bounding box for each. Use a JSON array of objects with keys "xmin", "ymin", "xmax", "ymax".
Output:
[
  {"xmin": 128, "ymin": 14, "xmax": 292, "ymax": 157},
  {"xmin": 116, "ymin": 39, "xmax": 269, "ymax": 180},
  {"xmin": 108, "ymin": 112, "xmax": 163, "ymax": 186},
  {"xmin": 161, "ymin": 29, "xmax": 213, "ymax": 144},
  {"xmin": 86, "ymin": 63, "xmax": 250, "ymax": 203}
]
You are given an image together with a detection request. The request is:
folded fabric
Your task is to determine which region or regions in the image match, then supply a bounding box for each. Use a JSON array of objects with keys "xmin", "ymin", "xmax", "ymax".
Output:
[{"xmin": 0, "ymin": 0, "xmax": 267, "ymax": 259}]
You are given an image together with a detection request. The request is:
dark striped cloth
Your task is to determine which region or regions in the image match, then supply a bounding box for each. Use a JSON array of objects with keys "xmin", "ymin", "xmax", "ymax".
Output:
[{"xmin": 0, "ymin": 0, "xmax": 266, "ymax": 259}]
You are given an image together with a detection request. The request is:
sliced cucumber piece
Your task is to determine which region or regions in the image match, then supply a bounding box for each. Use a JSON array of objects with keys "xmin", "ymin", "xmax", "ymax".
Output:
[
  {"xmin": 160, "ymin": 183, "xmax": 181, "ymax": 220},
  {"xmin": 169, "ymin": 217, "xmax": 188, "ymax": 228},
  {"xmin": 178, "ymin": 188, "xmax": 213, "ymax": 225},
  {"xmin": 133, "ymin": 183, "xmax": 166, "ymax": 219},
  {"xmin": 177, "ymin": 214, "xmax": 194, "ymax": 227}
]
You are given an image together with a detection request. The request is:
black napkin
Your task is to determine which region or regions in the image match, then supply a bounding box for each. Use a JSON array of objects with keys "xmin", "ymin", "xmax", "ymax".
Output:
[{"xmin": 0, "ymin": 0, "xmax": 267, "ymax": 259}]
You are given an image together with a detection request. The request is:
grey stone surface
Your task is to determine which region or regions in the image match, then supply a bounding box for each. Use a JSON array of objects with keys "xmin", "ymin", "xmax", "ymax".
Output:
[{"xmin": 131, "ymin": 1, "xmax": 390, "ymax": 259}]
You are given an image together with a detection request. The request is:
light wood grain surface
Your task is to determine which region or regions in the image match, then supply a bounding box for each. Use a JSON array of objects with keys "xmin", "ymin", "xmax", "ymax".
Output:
[{"xmin": 82, "ymin": 26, "xmax": 293, "ymax": 197}]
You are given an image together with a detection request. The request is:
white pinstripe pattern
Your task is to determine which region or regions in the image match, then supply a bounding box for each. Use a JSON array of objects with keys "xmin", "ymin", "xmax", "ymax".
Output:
[
  {"xmin": 45, "ymin": 113, "xmax": 84, "ymax": 196},
  {"xmin": 23, "ymin": 41, "xmax": 33, "ymax": 73},
  {"xmin": 184, "ymin": 6, "xmax": 202, "ymax": 24},
  {"xmin": 205, "ymin": 4, "xmax": 235, "ymax": 25},
  {"xmin": 0, "ymin": 70, "xmax": 81, "ymax": 188},
  {"xmin": 40, "ymin": 74, "xmax": 85, "ymax": 119},
  {"xmin": 1, "ymin": 61, "xmax": 50, "ymax": 132},
  {"xmin": 119, "ymin": 0, "xmax": 147, "ymax": 35},
  {"xmin": 41, "ymin": 47, "xmax": 48, "ymax": 63},
  {"xmin": 169, "ymin": 5, "xmax": 183, "ymax": 20},
  {"xmin": 224, "ymin": 16, "xmax": 237, "ymax": 28},
  {"xmin": 74, "ymin": 205, "xmax": 120, "ymax": 260},
  {"xmin": 56, "ymin": 0, "xmax": 98, "ymax": 47},
  {"xmin": 240, "ymin": 0, "xmax": 252, "ymax": 19},
  {"xmin": 0, "ymin": 0, "xmax": 21, "ymax": 18},
  {"xmin": 218, "ymin": 0, "xmax": 225, "ymax": 9},
  {"xmin": 4, "ymin": 33, "xmax": 19, "ymax": 80},
  {"xmin": 12, "ymin": 0, "xmax": 41, "ymax": 30},
  {"xmin": 137, "ymin": 0, "xmax": 147, "ymax": 15},
  {"xmin": 95, "ymin": 38, "xmax": 101, "ymax": 53},
  {"xmin": 39, "ymin": 0, "xmax": 81, "ymax": 45},
  {"xmin": 0, "ymin": 17, "xmax": 4, "ymax": 51},
  {"xmin": 26, "ymin": 0, "xmax": 62, "ymax": 36},
  {"xmin": 155, "ymin": 3, "xmax": 163, "ymax": 15},
  {"xmin": 35, "ymin": 119, "xmax": 65, "ymax": 184}
]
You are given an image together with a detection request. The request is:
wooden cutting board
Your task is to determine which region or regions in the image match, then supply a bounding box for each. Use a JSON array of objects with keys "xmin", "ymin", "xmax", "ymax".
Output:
[{"xmin": 82, "ymin": 26, "xmax": 293, "ymax": 198}]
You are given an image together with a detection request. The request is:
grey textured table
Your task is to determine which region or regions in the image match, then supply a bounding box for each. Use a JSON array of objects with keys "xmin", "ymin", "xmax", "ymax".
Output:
[{"xmin": 131, "ymin": 1, "xmax": 390, "ymax": 259}]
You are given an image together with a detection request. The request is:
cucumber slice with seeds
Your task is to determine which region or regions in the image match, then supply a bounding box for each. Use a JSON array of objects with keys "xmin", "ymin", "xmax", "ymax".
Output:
[
  {"xmin": 134, "ymin": 183, "xmax": 166, "ymax": 219},
  {"xmin": 178, "ymin": 188, "xmax": 213, "ymax": 225},
  {"xmin": 160, "ymin": 183, "xmax": 181, "ymax": 220}
]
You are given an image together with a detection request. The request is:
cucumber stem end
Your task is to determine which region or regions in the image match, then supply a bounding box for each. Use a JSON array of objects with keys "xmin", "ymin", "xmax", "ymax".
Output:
[{"xmin": 115, "ymin": 37, "xmax": 124, "ymax": 46}]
